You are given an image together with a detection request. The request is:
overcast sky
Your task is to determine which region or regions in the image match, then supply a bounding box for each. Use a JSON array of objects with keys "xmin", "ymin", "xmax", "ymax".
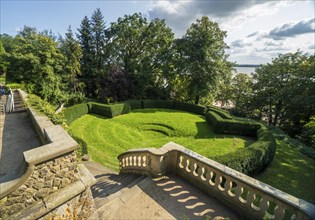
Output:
[{"xmin": 1, "ymin": 0, "xmax": 314, "ymax": 64}]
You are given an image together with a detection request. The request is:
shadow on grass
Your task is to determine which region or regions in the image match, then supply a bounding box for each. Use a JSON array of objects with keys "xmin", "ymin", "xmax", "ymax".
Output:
[
  {"xmin": 71, "ymin": 135, "xmax": 89, "ymax": 156},
  {"xmin": 256, "ymin": 138, "xmax": 315, "ymax": 204}
]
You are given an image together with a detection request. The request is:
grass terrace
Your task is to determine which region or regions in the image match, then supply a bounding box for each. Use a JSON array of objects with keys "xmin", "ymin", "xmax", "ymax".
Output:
[{"xmin": 69, "ymin": 108, "xmax": 255, "ymax": 171}]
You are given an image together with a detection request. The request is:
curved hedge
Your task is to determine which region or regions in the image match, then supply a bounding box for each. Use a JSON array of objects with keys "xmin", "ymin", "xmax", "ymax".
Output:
[
  {"xmin": 63, "ymin": 103, "xmax": 89, "ymax": 125},
  {"xmin": 63, "ymin": 99, "xmax": 276, "ymax": 176}
]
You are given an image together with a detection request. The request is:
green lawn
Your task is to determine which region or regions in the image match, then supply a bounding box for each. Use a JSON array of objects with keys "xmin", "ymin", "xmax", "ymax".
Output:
[
  {"xmin": 0, "ymin": 75, "xmax": 5, "ymax": 84},
  {"xmin": 69, "ymin": 108, "xmax": 254, "ymax": 170},
  {"xmin": 257, "ymin": 128, "xmax": 315, "ymax": 204}
]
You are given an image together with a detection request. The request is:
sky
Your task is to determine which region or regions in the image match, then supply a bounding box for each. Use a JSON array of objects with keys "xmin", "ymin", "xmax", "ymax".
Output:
[{"xmin": 1, "ymin": 0, "xmax": 314, "ymax": 64}]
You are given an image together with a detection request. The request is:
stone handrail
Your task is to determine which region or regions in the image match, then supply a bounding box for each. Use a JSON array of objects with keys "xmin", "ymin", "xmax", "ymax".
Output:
[{"xmin": 118, "ymin": 142, "xmax": 315, "ymax": 220}]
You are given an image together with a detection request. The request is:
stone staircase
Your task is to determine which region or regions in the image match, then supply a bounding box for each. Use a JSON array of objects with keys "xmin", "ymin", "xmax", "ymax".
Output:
[
  {"xmin": 12, "ymin": 90, "xmax": 26, "ymax": 113},
  {"xmin": 84, "ymin": 161, "xmax": 240, "ymax": 220}
]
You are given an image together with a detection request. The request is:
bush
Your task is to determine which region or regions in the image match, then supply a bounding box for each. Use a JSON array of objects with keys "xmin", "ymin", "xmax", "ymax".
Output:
[
  {"xmin": 123, "ymin": 100, "xmax": 143, "ymax": 110},
  {"xmin": 63, "ymin": 103, "xmax": 89, "ymax": 125},
  {"xmin": 89, "ymin": 102, "xmax": 130, "ymax": 118},
  {"xmin": 174, "ymin": 101, "xmax": 206, "ymax": 115},
  {"xmin": 26, "ymin": 94, "xmax": 64, "ymax": 125},
  {"xmin": 143, "ymin": 100, "xmax": 174, "ymax": 109},
  {"xmin": 207, "ymin": 106, "xmax": 233, "ymax": 120},
  {"xmin": 205, "ymin": 111, "xmax": 260, "ymax": 137},
  {"xmin": 214, "ymin": 126, "xmax": 276, "ymax": 175}
]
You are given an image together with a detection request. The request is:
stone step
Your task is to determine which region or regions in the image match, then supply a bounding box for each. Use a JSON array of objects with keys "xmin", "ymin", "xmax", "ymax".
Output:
[{"xmin": 96, "ymin": 176, "xmax": 151, "ymax": 219}]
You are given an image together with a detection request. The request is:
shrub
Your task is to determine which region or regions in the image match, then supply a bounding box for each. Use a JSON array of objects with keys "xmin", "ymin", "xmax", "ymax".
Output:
[
  {"xmin": 143, "ymin": 100, "xmax": 174, "ymax": 109},
  {"xmin": 89, "ymin": 102, "xmax": 130, "ymax": 118},
  {"xmin": 214, "ymin": 126, "xmax": 276, "ymax": 175},
  {"xmin": 26, "ymin": 94, "xmax": 64, "ymax": 125},
  {"xmin": 207, "ymin": 106, "xmax": 233, "ymax": 120},
  {"xmin": 174, "ymin": 101, "xmax": 206, "ymax": 115},
  {"xmin": 63, "ymin": 103, "xmax": 89, "ymax": 125},
  {"xmin": 123, "ymin": 100, "xmax": 143, "ymax": 110},
  {"xmin": 205, "ymin": 111, "xmax": 260, "ymax": 137}
]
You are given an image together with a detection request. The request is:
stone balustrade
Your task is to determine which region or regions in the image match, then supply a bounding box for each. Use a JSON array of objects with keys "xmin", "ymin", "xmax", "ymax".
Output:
[{"xmin": 118, "ymin": 142, "xmax": 315, "ymax": 220}]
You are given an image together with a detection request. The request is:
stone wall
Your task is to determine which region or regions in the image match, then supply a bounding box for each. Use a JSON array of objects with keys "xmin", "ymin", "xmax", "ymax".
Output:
[
  {"xmin": 0, "ymin": 152, "xmax": 79, "ymax": 218},
  {"xmin": 40, "ymin": 188, "xmax": 96, "ymax": 220},
  {"xmin": 0, "ymin": 90, "xmax": 97, "ymax": 219}
]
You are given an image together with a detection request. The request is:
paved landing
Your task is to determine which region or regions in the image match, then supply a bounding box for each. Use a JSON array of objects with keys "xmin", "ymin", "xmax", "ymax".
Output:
[
  {"xmin": 84, "ymin": 161, "xmax": 240, "ymax": 220},
  {"xmin": 0, "ymin": 112, "xmax": 41, "ymax": 178}
]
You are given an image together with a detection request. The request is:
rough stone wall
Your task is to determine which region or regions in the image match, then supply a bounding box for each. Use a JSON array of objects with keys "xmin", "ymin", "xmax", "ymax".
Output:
[
  {"xmin": 40, "ymin": 188, "xmax": 96, "ymax": 220},
  {"xmin": 0, "ymin": 152, "xmax": 79, "ymax": 219}
]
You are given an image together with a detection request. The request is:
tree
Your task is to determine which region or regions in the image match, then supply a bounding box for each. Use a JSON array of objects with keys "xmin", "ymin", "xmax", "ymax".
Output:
[
  {"xmin": 6, "ymin": 27, "xmax": 65, "ymax": 104},
  {"xmin": 178, "ymin": 16, "xmax": 232, "ymax": 104},
  {"xmin": 0, "ymin": 41, "xmax": 8, "ymax": 75},
  {"xmin": 77, "ymin": 16, "xmax": 94, "ymax": 96},
  {"xmin": 229, "ymin": 73, "xmax": 254, "ymax": 115},
  {"xmin": 61, "ymin": 26, "xmax": 83, "ymax": 93},
  {"xmin": 251, "ymin": 51, "xmax": 315, "ymax": 135},
  {"xmin": 106, "ymin": 13, "xmax": 174, "ymax": 99}
]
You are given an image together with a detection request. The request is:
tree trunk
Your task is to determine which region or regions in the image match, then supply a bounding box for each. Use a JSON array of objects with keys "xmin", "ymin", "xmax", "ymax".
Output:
[{"xmin": 194, "ymin": 95, "xmax": 200, "ymax": 105}]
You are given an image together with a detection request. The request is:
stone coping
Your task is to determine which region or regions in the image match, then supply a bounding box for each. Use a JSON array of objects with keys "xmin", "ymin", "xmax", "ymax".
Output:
[
  {"xmin": 0, "ymin": 90, "xmax": 80, "ymax": 199},
  {"xmin": 9, "ymin": 164, "xmax": 96, "ymax": 220},
  {"xmin": 118, "ymin": 142, "xmax": 315, "ymax": 219}
]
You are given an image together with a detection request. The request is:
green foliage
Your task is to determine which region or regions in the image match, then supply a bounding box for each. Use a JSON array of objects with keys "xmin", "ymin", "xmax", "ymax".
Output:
[
  {"xmin": 69, "ymin": 109, "xmax": 253, "ymax": 170},
  {"xmin": 214, "ymin": 126, "xmax": 276, "ymax": 176},
  {"xmin": 257, "ymin": 127, "xmax": 315, "ymax": 204},
  {"xmin": 26, "ymin": 94, "xmax": 64, "ymax": 125},
  {"xmin": 122, "ymin": 100, "xmax": 142, "ymax": 110},
  {"xmin": 205, "ymin": 111, "xmax": 260, "ymax": 137},
  {"xmin": 106, "ymin": 13, "xmax": 175, "ymax": 98},
  {"xmin": 174, "ymin": 101, "xmax": 207, "ymax": 115},
  {"xmin": 143, "ymin": 100, "xmax": 174, "ymax": 109},
  {"xmin": 302, "ymin": 116, "xmax": 315, "ymax": 149},
  {"xmin": 207, "ymin": 106, "xmax": 233, "ymax": 120},
  {"xmin": 5, "ymin": 27, "xmax": 66, "ymax": 104},
  {"xmin": 63, "ymin": 103, "xmax": 89, "ymax": 125},
  {"xmin": 177, "ymin": 16, "xmax": 232, "ymax": 104},
  {"xmin": 60, "ymin": 26, "xmax": 84, "ymax": 94},
  {"xmin": 250, "ymin": 52, "xmax": 315, "ymax": 135},
  {"xmin": 89, "ymin": 102, "xmax": 130, "ymax": 118}
]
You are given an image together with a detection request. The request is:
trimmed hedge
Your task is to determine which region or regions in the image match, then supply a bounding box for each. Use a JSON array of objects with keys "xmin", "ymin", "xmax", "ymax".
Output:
[
  {"xmin": 123, "ymin": 100, "xmax": 142, "ymax": 110},
  {"xmin": 205, "ymin": 111, "xmax": 260, "ymax": 137},
  {"xmin": 214, "ymin": 126, "xmax": 276, "ymax": 176},
  {"xmin": 64, "ymin": 103, "xmax": 89, "ymax": 125},
  {"xmin": 143, "ymin": 100, "xmax": 174, "ymax": 109},
  {"xmin": 174, "ymin": 101, "xmax": 207, "ymax": 115},
  {"xmin": 89, "ymin": 102, "xmax": 130, "ymax": 118},
  {"xmin": 207, "ymin": 106, "xmax": 233, "ymax": 120}
]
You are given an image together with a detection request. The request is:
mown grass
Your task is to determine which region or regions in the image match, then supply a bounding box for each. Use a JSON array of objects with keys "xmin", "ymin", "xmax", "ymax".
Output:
[
  {"xmin": 69, "ymin": 108, "xmax": 254, "ymax": 171},
  {"xmin": 0, "ymin": 75, "xmax": 5, "ymax": 84},
  {"xmin": 256, "ymin": 128, "xmax": 315, "ymax": 204}
]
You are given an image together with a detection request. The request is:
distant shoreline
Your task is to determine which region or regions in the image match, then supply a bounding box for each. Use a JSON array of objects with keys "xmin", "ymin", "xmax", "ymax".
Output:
[{"xmin": 236, "ymin": 64, "xmax": 260, "ymax": 68}]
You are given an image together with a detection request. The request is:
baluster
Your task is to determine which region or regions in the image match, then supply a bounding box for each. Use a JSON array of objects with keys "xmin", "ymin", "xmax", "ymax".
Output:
[
  {"xmin": 236, "ymin": 186, "xmax": 246, "ymax": 204},
  {"xmin": 200, "ymin": 167, "xmax": 206, "ymax": 181},
  {"xmin": 228, "ymin": 181, "xmax": 237, "ymax": 197},
  {"xmin": 258, "ymin": 197, "xmax": 269, "ymax": 218},
  {"xmin": 133, "ymin": 156, "xmax": 137, "ymax": 167},
  {"xmin": 129, "ymin": 156, "xmax": 132, "ymax": 166},
  {"xmin": 138, "ymin": 156, "xmax": 141, "ymax": 166},
  {"xmin": 251, "ymin": 194, "xmax": 262, "ymax": 211},
  {"xmin": 223, "ymin": 177, "xmax": 231, "ymax": 195},
  {"xmin": 218, "ymin": 176, "xmax": 226, "ymax": 192},
  {"xmin": 178, "ymin": 155, "xmax": 184, "ymax": 168},
  {"xmin": 246, "ymin": 191, "xmax": 255, "ymax": 209},
  {"xmin": 215, "ymin": 174, "xmax": 221, "ymax": 189},
  {"xmin": 274, "ymin": 206, "xmax": 285, "ymax": 220},
  {"xmin": 185, "ymin": 159, "xmax": 191, "ymax": 173},
  {"xmin": 142, "ymin": 156, "xmax": 147, "ymax": 167},
  {"xmin": 209, "ymin": 171, "xmax": 216, "ymax": 186}
]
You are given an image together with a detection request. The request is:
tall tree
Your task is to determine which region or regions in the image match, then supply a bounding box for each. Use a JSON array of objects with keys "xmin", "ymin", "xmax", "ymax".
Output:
[
  {"xmin": 6, "ymin": 27, "xmax": 65, "ymax": 103},
  {"xmin": 61, "ymin": 26, "xmax": 83, "ymax": 93},
  {"xmin": 251, "ymin": 51, "xmax": 315, "ymax": 135},
  {"xmin": 77, "ymin": 16, "xmax": 94, "ymax": 96},
  {"xmin": 106, "ymin": 13, "xmax": 174, "ymax": 98},
  {"xmin": 179, "ymin": 16, "xmax": 231, "ymax": 104},
  {"xmin": 0, "ymin": 40, "xmax": 8, "ymax": 75},
  {"xmin": 90, "ymin": 8, "xmax": 106, "ymax": 76}
]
